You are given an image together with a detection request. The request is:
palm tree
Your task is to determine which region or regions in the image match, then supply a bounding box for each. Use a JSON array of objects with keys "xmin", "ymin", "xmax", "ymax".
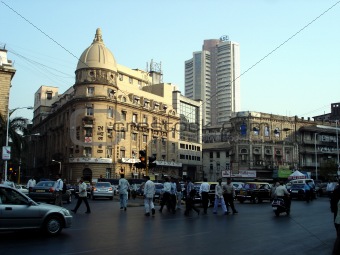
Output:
[{"xmin": 0, "ymin": 113, "xmax": 30, "ymax": 180}]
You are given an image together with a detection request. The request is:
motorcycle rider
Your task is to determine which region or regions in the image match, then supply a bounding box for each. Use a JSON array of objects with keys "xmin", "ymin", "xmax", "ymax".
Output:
[{"xmin": 275, "ymin": 182, "xmax": 291, "ymax": 211}]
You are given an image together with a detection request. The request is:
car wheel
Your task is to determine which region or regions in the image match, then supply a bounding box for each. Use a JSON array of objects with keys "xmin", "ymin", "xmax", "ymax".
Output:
[
  {"xmin": 109, "ymin": 196, "xmax": 113, "ymax": 200},
  {"xmin": 43, "ymin": 215, "xmax": 63, "ymax": 236},
  {"xmin": 275, "ymin": 211, "xmax": 280, "ymax": 217}
]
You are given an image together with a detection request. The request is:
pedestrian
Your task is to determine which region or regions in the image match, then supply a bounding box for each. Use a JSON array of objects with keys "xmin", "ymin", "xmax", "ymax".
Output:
[
  {"xmin": 304, "ymin": 181, "xmax": 312, "ymax": 202},
  {"xmin": 213, "ymin": 179, "xmax": 228, "ymax": 215},
  {"xmin": 169, "ymin": 177, "xmax": 177, "ymax": 214},
  {"xmin": 333, "ymin": 199, "xmax": 340, "ymax": 254},
  {"xmin": 131, "ymin": 182, "xmax": 138, "ymax": 199},
  {"xmin": 184, "ymin": 177, "xmax": 200, "ymax": 216},
  {"xmin": 72, "ymin": 177, "xmax": 91, "ymax": 214},
  {"xmin": 327, "ymin": 180, "xmax": 336, "ymax": 198},
  {"xmin": 54, "ymin": 174, "xmax": 63, "ymax": 207},
  {"xmin": 118, "ymin": 174, "xmax": 130, "ymax": 211},
  {"xmin": 27, "ymin": 176, "xmax": 36, "ymax": 193},
  {"xmin": 223, "ymin": 178, "xmax": 238, "ymax": 214},
  {"xmin": 143, "ymin": 176, "xmax": 156, "ymax": 216},
  {"xmin": 175, "ymin": 179, "xmax": 183, "ymax": 210},
  {"xmin": 331, "ymin": 181, "xmax": 340, "ymax": 233},
  {"xmin": 199, "ymin": 178, "xmax": 210, "ymax": 214},
  {"xmin": 159, "ymin": 177, "xmax": 172, "ymax": 213}
]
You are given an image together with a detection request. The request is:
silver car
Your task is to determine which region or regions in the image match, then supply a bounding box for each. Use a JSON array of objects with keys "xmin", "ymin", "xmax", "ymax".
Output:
[
  {"xmin": 91, "ymin": 182, "xmax": 114, "ymax": 200},
  {"xmin": 0, "ymin": 184, "xmax": 73, "ymax": 236}
]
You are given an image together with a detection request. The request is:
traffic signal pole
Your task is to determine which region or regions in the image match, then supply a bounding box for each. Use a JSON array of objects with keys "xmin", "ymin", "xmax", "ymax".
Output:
[{"xmin": 145, "ymin": 144, "xmax": 148, "ymax": 176}]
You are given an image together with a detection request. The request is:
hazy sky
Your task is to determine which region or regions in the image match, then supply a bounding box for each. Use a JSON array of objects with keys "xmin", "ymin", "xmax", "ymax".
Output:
[{"xmin": 1, "ymin": 0, "xmax": 340, "ymax": 121}]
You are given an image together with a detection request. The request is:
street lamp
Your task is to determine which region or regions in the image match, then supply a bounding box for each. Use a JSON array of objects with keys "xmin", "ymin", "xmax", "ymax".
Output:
[
  {"xmin": 3, "ymin": 106, "xmax": 33, "ymax": 182},
  {"xmin": 18, "ymin": 133, "xmax": 40, "ymax": 184},
  {"xmin": 52, "ymin": 160, "xmax": 61, "ymax": 174},
  {"xmin": 315, "ymin": 133, "xmax": 319, "ymax": 181}
]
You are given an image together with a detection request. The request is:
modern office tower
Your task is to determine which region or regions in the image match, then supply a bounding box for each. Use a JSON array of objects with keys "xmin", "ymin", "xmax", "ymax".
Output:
[{"xmin": 185, "ymin": 36, "xmax": 240, "ymax": 126}]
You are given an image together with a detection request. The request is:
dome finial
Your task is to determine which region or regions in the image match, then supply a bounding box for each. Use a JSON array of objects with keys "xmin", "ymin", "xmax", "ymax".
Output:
[{"xmin": 93, "ymin": 28, "xmax": 103, "ymax": 43}]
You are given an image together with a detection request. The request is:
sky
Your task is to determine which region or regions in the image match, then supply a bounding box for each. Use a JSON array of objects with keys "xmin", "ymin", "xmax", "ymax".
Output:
[{"xmin": 1, "ymin": 0, "xmax": 340, "ymax": 121}]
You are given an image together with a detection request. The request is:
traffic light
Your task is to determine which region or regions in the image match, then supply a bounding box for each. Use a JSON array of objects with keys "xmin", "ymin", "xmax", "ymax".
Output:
[
  {"xmin": 148, "ymin": 155, "xmax": 156, "ymax": 168},
  {"xmin": 139, "ymin": 150, "xmax": 146, "ymax": 168}
]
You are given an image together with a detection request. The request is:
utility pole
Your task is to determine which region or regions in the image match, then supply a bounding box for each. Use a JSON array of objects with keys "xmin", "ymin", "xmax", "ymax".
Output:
[{"xmin": 145, "ymin": 144, "xmax": 148, "ymax": 176}]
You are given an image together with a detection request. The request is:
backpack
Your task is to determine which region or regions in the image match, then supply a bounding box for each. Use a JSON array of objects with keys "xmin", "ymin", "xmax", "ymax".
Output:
[{"xmin": 62, "ymin": 182, "xmax": 67, "ymax": 194}]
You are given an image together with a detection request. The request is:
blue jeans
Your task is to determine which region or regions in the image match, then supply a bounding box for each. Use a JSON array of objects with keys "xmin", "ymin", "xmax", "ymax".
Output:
[{"xmin": 119, "ymin": 193, "xmax": 128, "ymax": 208}]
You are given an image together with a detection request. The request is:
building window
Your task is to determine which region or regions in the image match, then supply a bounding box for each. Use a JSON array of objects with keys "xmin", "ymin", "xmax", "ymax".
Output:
[
  {"xmin": 210, "ymin": 152, "xmax": 213, "ymax": 158},
  {"xmin": 197, "ymin": 156, "xmax": 201, "ymax": 161},
  {"xmin": 107, "ymin": 106, "xmax": 114, "ymax": 118},
  {"xmin": 119, "ymin": 74, "xmax": 123, "ymax": 81},
  {"xmin": 197, "ymin": 146, "xmax": 201, "ymax": 151},
  {"xmin": 86, "ymin": 106, "xmax": 94, "ymax": 116},
  {"xmin": 210, "ymin": 164, "xmax": 213, "ymax": 171},
  {"xmin": 132, "ymin": 114, "xmax": 138, "ymax": 123},
  {"xmin": 134, "ymin": 97, "xmax": 139, "ymax": 105},
  {"xmin": 138, "ymin": 80, "xmax": 142, "ymax": 85},
  {"xmin": 142, "ymin": 115, "xmax": 148, "ymax": 124},
  {"xmin": 171, "ymin": 143, "xmax": 175, "ymax": 153},
  {"xmin": 106, "ymin": 168, "xmax": 111, "ymax": 179},
  {"xmin": 180, "ymin": 154, "xmax": 185, "ymax": 159},
  {"xmin": 85, "ymin": 128, "xmax": 92, "ymax": 137},
  {"xmin": 216, "ymin": 152, "xmax": 220, "ymax": 158},
  {"xmin": 84, "ymin": 147, "xmax": 92, "ymax": 157},
  {"xmin": 121, "ymin": 111, "xmax": 126, "ymax": 121},
  {"xmin": 118, "ymin": 131, "xmax": 126, "ymax": 140},
  {"xmin": 106, "ymin": 147, "xmax": 112, "ymax": 158},
  {"xmin": 119, "ymin": 149, "xmax": 125, "ymax": 158},
  {"xmin": 226, "ymin": 163, "xmax": 230, "ymax": 170},
  {"xmin": 87, "ymin": 87, "xmax": 94, "ymax": 96},
  {"xmin": 161, "ymin": 138, "xmax": 166, "ymax": 145},
  {"xmin": 129, "ymin": 77, "xmax": 133, "ymax": 84},
  {"xmin": 132, "ymin": 133, "xmax": 137, "ymax": 141},
  {"xmin": 46, "ymin": 92, "xmax": 53, "ymax": 100},
  {"xmin": 226, "ymin": 151, "xmax": 230, "ymax": 157},
  {"xmin": 142, "ymin": 134, "xmax": 147, "ymax": 143},
  {"xmin": 180, "ymin": 143, "xmax": 185, "ymax": 149},
  {"xmin": 108, "ymin": 89, "xmax": 115, "ymax": 98},
  {"xmin": 217, "ymin": 162, "xmax": 220, "ymax": 171},
  {"xmin": 144, "ymin": 101, "xmax": 149, "ymax": 108},
  {"xmin": 172, "ymin": 130, "xmax": 176, "ymax": 139}
]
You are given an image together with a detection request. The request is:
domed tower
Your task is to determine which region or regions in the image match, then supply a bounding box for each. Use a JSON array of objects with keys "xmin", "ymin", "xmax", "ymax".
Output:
[{"xmin": 75, "ymin": 28, "xmax": 118, "ymax": 91}]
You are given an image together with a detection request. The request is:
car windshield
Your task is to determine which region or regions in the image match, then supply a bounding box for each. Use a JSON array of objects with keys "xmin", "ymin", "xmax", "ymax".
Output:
[
  {"xmin": 292, "ymin": 184, "xmax": 305, "ymax": 189},
  {"xmin": 36, "ymin": 181, "xmax": 55, "ymax": 187},
  {"xmin": 96, "ymin": 183, "xmax": 110, "ymax": 188},
  {"xmin": 243, "ymin": 183, "xmax": 258, "ymax": 189}
]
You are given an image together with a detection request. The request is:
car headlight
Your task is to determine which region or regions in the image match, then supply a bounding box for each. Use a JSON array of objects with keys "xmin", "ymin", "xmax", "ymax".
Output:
[{"xmin": 61, "ymin": 208, "xmax": 71, "ymax": 216}]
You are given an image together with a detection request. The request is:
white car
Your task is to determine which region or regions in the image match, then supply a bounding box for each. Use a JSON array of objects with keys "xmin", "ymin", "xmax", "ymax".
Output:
[{"xmin": 15, "ymin": 184, "xmax": 29, "ymax": 195}]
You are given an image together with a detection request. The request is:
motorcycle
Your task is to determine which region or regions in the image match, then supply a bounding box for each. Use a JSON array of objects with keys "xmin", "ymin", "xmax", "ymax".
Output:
[{"xmin": 272, "ymin": 197, "xmax": 290, "ymax": 216}]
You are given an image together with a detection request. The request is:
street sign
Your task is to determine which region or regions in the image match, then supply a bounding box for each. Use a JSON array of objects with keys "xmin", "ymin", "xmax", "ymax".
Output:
[{"xmin": 2, "ymin": 146, "xmax": 11, "ymax": 160}]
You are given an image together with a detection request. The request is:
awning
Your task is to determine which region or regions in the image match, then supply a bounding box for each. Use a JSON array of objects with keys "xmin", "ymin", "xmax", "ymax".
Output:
[{"xmin": 154, "ymin": 161, "xmax": 182, "ymax": 167}]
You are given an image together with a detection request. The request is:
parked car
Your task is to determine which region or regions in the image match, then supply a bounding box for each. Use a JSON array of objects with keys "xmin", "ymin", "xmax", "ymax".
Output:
[
  {"xmin": 0, "ymin": 184, "xmax": 73, "ymax": 236},
  {"xmin": 236, "ymin": 182, "xmax": 271, "ymax": 203},
  {"xmin": 28, "ymin": 181, "xmax": 72, "ymax": 204},
  {"xmin": 15, "ymin": 184, "xmax": 29, "ymax": 195},
  {"xmin": 91, "ymin": 182, "xmax": 114, "ymax": 200}
]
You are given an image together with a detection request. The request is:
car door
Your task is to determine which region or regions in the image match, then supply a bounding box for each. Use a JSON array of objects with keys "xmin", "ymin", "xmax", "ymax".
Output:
[
  {"xmin": 258, "ymin": 184, "xmax": 270, "ymax": 200},
  {"xmin": 0, "ymin": 187, "xmax": 42, "ymax": 229}
]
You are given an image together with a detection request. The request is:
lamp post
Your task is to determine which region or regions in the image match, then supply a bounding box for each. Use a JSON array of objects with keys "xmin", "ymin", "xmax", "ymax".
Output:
[
  {"xmin": 52, "ymin": 159, "xmax": 61, "ymax": 174},
  {"xmin": 18, "ymin": 133, "xmax": 40, "ymax": 184},
  {"xmin": 336, "ymin": 120, "xmax": 339, "ymax": 178},
  {"xmin": 3, "ymin": 106, "xmax": 33, "ymax": 182},
  {"xmin": 315, "ymin": 133, "xmax": 319, "ymax": 181}
]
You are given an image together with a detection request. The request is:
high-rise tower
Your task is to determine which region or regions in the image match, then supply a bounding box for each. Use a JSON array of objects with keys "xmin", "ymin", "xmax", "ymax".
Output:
[{"xmin": 185, "ymin": 36, "xmax": 240, "ymax": 126}]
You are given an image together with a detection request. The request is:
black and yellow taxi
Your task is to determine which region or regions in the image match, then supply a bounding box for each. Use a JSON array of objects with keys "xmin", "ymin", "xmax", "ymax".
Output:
[{"xmin": 236, "ymin": 182, "xmax": 271, "ymax": 204}]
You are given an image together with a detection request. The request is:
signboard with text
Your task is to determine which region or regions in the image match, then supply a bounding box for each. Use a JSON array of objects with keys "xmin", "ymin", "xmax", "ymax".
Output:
[{"xmin": 2, "ymin": 146, "xmax": 11, "ymax": 160}]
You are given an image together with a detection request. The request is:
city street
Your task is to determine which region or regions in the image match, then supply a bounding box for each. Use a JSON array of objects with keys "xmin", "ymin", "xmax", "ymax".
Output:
[{"xmin": 0, "ymin": 196, "xmax": 336, "ymax": 255}]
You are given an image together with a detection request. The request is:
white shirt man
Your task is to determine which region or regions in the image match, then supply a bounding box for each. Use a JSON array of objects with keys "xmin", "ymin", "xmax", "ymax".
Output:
[
  {"xmin": 143, "ymin": 177, "xmax": 156, "ymax": 216},
  {"xmin": 275, "ymin": 184, "xmax": 290, "ymax": 197},
  {"xmin": 27, "ymin": 177, "xmax": 36, "ymax": 190}
]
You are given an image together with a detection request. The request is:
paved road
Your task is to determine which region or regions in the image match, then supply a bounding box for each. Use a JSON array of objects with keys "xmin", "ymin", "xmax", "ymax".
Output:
[{"xmin": 0, "ymin": 196, "xmax": 336, "ymax": 255}]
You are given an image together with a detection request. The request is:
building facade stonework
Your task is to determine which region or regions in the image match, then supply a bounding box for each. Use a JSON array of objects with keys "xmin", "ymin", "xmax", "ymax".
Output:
[{"xmin": 30, "ymin": 28, "xmax": 202, "ymax": 182}]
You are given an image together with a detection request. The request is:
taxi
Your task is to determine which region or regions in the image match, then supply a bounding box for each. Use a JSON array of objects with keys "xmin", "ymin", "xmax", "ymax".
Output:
[{"xmin": 236, "ymin": 182, "xmax": 271, "ymax": 204}]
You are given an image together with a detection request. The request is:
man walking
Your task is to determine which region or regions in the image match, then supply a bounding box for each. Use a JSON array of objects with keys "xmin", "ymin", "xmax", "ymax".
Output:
[
  {"xmin": 72, "ymin": 177, "xmax": 91, "ymax": 214},
  {"xmin": 143, "ymin": 176, "xmax": 156, "ymax": 216},
  {"xmin": 184, "ymin": 177, "xmax": 200, "ymax": 216},
  {"xmin": 27, "ymin": 176, "xmax": 36, "ymax": 193},
  {"xmin": 119, "ymin": 174, "xmax": 130, "ymax": 211},
  {"xmin": 213, "ymin": 179, "xmax": 228, "ymax": 215},
  {"xmin": 199, "ymin": 178, "xmax": 210, "ymax": 214},
  {"xmin": 159, "ymin": 177, "xmax": 172, "ymax": 213},
  {"xmin": 223, "ymin": 178, "xmax": 238, "ymax": 214},
  {"xmin": 54, "ymin": 174, "xmax": 63, "ymax": 207}
]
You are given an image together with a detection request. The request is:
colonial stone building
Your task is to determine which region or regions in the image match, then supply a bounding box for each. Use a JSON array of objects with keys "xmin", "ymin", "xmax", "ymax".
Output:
[
  {"xmin": 202, "ymin": 111, "xmax": 339, "ymax": 181},
  {"xmin": 0, "ymin": 48, "xmax": 15, "ymax": 122},
  {"xmin": 29, "ymin": 28, "xmax": 202, "ymax": 182}
]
